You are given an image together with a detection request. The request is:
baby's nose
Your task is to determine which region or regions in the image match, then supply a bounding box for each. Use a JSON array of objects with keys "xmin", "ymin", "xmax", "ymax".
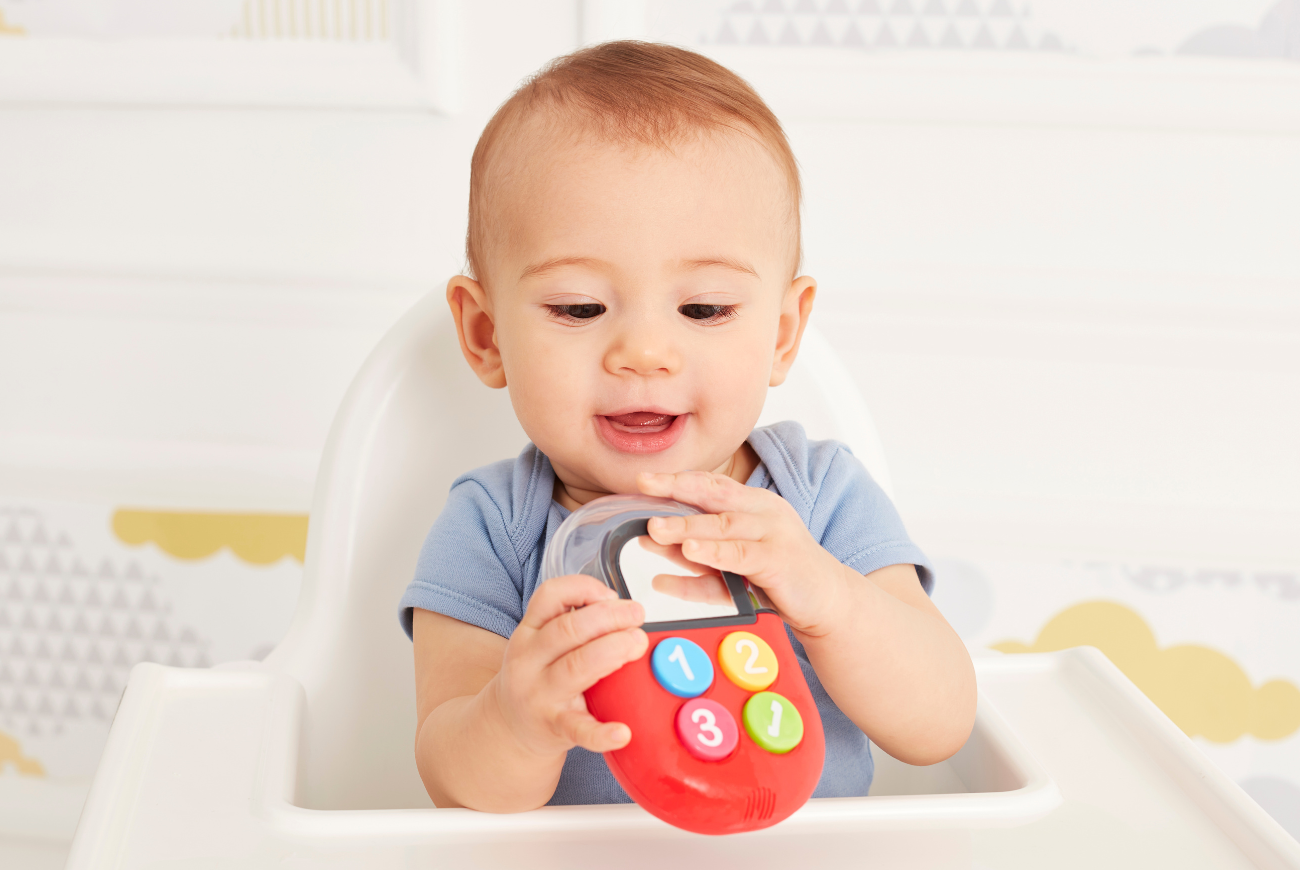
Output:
[{"xmin": 603, "ymin": 334, "xmax": 681, "ymax": 376}]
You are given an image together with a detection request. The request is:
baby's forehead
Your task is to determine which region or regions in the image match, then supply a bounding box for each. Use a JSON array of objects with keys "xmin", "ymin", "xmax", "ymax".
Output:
[{"xmin": 479, "ymin": 119, "xmax": 798, "ymax": 283}]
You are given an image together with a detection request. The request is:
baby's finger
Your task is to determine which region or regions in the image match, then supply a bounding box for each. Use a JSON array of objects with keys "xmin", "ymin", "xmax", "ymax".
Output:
[
  {"xmin": 651, "ymin": 573, "xmax": 734, "ymax": 606},
  {"xmin": 680, "ymin": 538, "xmax": 770, "ymax": 578},
  {"xmin": 636, "ymin": 536, "xmax": 715, "ymax": 575},
  {"xmin": 530, "ymin": 597, "xmax": 645, "ymax": 666},
  {"xmin": 557, "ymin": 709, "xmax": 632, "ymax": 753},
  {"xmin": 646, "ymin": 511, "xmax": 764, "ymax": 546},
  {"xmin": 518, "ymin": 574, "xmax": 619, "ymax": 634},
  {"xmin": 637, "ymin": 470, "xmax": 770, "ymax": 515},
  {"xmin": 543, "ymin": 626, "xmax": 649, "ymax": 699}
]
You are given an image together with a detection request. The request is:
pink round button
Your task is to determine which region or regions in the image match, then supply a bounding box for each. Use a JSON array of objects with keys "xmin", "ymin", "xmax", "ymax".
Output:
[{"xmin": 675, "ymin": 698, "xmax": 739, "ymax": 762}]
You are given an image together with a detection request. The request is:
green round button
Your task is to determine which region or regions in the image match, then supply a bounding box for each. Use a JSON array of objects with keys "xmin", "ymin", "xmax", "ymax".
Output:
[{"xmin": 742, "ymin": 691, "xmax": 803, "ymax": 754}]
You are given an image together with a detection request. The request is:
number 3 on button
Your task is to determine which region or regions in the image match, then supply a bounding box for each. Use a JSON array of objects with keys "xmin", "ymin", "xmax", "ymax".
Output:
[{"xmin": 718, "ymin": 631, "xmax": 778, "ymax": 691}]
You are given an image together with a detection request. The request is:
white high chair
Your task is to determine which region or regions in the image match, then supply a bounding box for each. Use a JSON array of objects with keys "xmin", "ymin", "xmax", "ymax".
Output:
[{"xmin": 67, "ymin": 292, "xmax": 1300, "ymax": 869}]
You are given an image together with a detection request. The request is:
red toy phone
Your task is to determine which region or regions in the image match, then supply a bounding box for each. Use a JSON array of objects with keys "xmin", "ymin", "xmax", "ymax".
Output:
[{"xmin": 581, "ymin": 516, "xmax": 825, "ymax": 835}]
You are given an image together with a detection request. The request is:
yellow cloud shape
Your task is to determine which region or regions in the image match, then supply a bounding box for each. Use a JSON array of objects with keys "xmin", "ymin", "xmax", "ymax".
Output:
[
  {"xmin": 0, "ymin": 10, "xmax": 26, "ymax": 35},
  {"xmin": 0, "ymin": 730, "xmax": 44, "ymax": 777},
  {"xmin": 112, "ymin": 510, "xmax": 308, "ymax": 565},
  {"xmin": 992, "ymin": 601, "xmax": 1300, "ymax": 743}
]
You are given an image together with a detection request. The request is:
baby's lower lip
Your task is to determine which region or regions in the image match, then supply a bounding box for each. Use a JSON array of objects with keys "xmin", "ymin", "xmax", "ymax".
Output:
[{"xmin": 597, "ymin": 413, "xmax": 687, "ymax": 454}]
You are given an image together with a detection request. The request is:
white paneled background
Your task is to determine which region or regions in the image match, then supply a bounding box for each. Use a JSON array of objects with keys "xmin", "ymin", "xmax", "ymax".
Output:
[{"xmin": 1, "ymin": 1, "xmax": 1298, "ymax": 866}]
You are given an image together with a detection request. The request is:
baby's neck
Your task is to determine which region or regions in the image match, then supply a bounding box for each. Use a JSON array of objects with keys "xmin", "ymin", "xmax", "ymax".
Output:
[{"xmin": 552, "ymin": 442, "xmax": 760, "ymax": 512}]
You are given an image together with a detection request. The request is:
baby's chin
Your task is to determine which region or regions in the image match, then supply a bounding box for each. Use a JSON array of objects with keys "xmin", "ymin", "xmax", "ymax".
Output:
[
  {"xmin": 554, "ymin": 449, "xmax": 741, "ymax": 504},
  {"xmin": 544, "ymin": 450, "xmax": 664, "ymax": 500},
  {"xmin": 538, "ymin": 419, "xmax": 754, "ymax": 502},
  {"xmin": 556, "ymin": 465, "xmax": 663, "ymax": 502}
]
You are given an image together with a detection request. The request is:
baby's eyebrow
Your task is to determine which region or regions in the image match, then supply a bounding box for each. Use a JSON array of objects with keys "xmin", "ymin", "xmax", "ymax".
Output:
[
  {"xmin": 518, "ymin": 255, "xmax": 760, "ymax": 281},
  {"xmin": 519, "ymin": 256, "xmax": 603, "ymax": 280},
  {"xmin": 680, "ymin": 257, "xmax": 760, "ymax": 279}
]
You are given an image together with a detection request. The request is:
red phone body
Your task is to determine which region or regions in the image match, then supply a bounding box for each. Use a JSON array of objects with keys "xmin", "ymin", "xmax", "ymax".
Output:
[{"xmin": 584, "ymin": 611, "xmax": 825, "ymax": 835}]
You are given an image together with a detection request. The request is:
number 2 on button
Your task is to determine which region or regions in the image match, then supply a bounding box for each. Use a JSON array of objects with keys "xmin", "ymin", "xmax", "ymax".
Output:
[
  {"xmin": 718, "ymin": 631, "xmax": 778, "ymax": 691},
  {"xmin": 735, "ymin": 639, "xmax": 767, "ymax": 675}
]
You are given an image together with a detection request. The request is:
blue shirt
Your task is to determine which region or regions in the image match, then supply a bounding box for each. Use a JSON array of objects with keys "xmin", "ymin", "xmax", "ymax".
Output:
[{"xmin": 399, "ymin": 420, "xmax": 933, "ymax": 805}]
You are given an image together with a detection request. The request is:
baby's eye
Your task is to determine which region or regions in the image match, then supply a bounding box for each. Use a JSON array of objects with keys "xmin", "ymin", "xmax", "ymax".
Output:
[
  {"xmin": 679, "ymin": 303, "xmax": 737, "ymax": 323},
  {"xmin": 545, "ymin": 303, "xmax": 606, "ymax": 322}
]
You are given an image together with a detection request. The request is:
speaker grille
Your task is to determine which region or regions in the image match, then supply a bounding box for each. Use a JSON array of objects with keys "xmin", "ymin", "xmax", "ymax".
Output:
[{"xmin": 745, "ymin": 786, "xmax": 776, "ymax": 822}]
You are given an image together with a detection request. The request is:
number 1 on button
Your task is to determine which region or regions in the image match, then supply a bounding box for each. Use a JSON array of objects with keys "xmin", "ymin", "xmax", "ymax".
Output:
[
  {"xmin": 667, "ymin": 643, "xmax": 694, "ymax": 682},
  {"xmin": 651, "ymin": 637, "xmax": 714, "ymax": 698},
  {"xmin": 767, "ymin": 699, "xmax": 783, "ymax": 737},
  {"xmin": 743, "ymin": 691, "xmax": 803, "ymax": 754}
]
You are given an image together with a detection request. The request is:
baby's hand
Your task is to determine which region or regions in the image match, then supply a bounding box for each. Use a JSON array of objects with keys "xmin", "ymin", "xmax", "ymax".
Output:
[
  {"xmin": 490, "ymin": 574, "xmax": 647, "ymax": 758},
  {"xmin": 638, "ymin": 471, "xmax": 851, "ymax": 638}
]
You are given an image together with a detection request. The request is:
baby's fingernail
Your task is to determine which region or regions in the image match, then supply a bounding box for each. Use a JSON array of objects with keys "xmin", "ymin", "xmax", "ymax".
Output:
[{"xmin": 649, "ymin": 516, "xmax": 681, "ymax": 535}]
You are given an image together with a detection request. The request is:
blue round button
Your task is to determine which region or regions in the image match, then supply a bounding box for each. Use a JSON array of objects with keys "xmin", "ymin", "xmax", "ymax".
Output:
[{"xmin": 651, "ymin": 637, "xmax": 714, "ymax": 698}]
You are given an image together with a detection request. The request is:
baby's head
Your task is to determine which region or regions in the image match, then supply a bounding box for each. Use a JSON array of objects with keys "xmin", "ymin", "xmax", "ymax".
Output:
[{"xmin": 449, "ymin": 41, "xmax": 816, "ymax": 503}]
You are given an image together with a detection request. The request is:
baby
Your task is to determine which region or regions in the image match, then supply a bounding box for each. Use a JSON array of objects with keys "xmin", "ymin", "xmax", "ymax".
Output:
[{"xmin": 400, "ymin": 41, "xmax": 975, "ymax": 812}]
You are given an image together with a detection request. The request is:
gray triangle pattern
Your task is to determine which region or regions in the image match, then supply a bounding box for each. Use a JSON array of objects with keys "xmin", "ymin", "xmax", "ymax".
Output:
[
  {"xmin": 0, "ymin": 507, "xmax": 212, "ymax": 738},
  {"xmin": 712, "ymin": 0, "xmax": 1069, "ymax": 51}
]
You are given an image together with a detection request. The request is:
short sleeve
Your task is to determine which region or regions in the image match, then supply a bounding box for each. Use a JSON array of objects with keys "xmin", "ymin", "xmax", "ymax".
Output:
[
  {"xmin": 749, "ymin": 421, "xmax": 933, "ymax": 595},
  {"xmin": 811, "ymin": 448, "xmax": 934, "ymax": 594},
  {"xmin": 398, "ymin": 478, "xmax": 527, "ymax": 641}
]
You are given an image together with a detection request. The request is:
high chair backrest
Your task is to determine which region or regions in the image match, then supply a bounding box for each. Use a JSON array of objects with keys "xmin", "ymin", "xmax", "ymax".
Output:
[{"xmin": 264, "ymin": 291, "xmax": 895, "ymax": 811}]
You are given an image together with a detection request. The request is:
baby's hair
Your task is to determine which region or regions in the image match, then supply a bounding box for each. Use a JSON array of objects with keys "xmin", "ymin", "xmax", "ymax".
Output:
[{"xmin": 467, "ymin": 40, "xmax": 802, "ymax": 285}]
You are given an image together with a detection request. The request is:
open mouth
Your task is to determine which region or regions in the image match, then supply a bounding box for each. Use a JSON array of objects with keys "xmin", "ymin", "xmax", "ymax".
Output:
[
  {"xmin": 605, "ymin": 412, "xmax": 676, "ymax": 433},
  {"xmin": 597, "ymin": 411, "xmax": 687, "ymax": 454}
]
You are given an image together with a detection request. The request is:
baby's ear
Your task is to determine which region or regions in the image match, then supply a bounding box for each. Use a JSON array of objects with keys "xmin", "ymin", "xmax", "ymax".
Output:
[
  {"xmin": 447, "ymin": 275, "xmax": 507, "ymax": 389},
  {"xmin": 769, "ymin": 277, "xmax": 816, "ymax": 387}
]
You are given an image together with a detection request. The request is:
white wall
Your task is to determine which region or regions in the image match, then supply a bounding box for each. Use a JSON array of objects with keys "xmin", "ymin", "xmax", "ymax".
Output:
[{"xmin": 0, "ymin": 0, "xmax": 583, "ymax": 508}]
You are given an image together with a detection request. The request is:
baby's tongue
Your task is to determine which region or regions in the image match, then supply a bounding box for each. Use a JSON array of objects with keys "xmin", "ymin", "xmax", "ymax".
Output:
[{"xmin": 606, "ymin": 412, "xmax": 674, "ymax": 428}]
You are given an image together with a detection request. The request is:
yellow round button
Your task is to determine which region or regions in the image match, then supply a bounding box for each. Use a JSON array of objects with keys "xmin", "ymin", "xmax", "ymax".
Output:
[{"xmin": 718, "ymin": 631, "xmax": 778, "ymax": 692}]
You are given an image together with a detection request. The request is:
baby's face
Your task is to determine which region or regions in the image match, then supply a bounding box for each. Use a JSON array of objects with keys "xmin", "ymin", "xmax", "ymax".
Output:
[{"xmin": 455, "ymin": 128, "xmax": 812, "ymax": 500}]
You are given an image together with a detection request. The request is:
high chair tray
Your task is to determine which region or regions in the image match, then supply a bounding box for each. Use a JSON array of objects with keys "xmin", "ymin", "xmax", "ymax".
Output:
[{"xmin": 67, "ymin": 648, "xmax": 1300, "ymax": 869}]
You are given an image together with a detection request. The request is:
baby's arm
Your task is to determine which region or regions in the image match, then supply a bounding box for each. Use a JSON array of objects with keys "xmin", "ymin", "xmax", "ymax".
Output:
[
  {"xmin": 785, "ymin": 561, "xmax": 975, "ymax": 765},
  {"xmin": 412, "ymin": 575, "xmax": 647, "ymax": 811},
  {"xmin": 640, "ymin": 471, "xmax": 976, "ymax": 766}
]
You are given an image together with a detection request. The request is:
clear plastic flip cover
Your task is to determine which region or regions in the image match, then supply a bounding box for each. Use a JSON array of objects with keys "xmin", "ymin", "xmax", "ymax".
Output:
[
  {"xmin": 542, "ymin": 495, "xmax": 769, "ymax": 632},
  {"xmin": 541, "ymin": 495, "xmax": 701, "ymax": 585}
]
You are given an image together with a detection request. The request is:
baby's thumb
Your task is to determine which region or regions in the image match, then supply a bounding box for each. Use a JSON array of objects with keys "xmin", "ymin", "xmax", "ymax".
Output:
[{"xmin": 559, "ymin": 709, "xmax": 632, "ymax": 754}]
